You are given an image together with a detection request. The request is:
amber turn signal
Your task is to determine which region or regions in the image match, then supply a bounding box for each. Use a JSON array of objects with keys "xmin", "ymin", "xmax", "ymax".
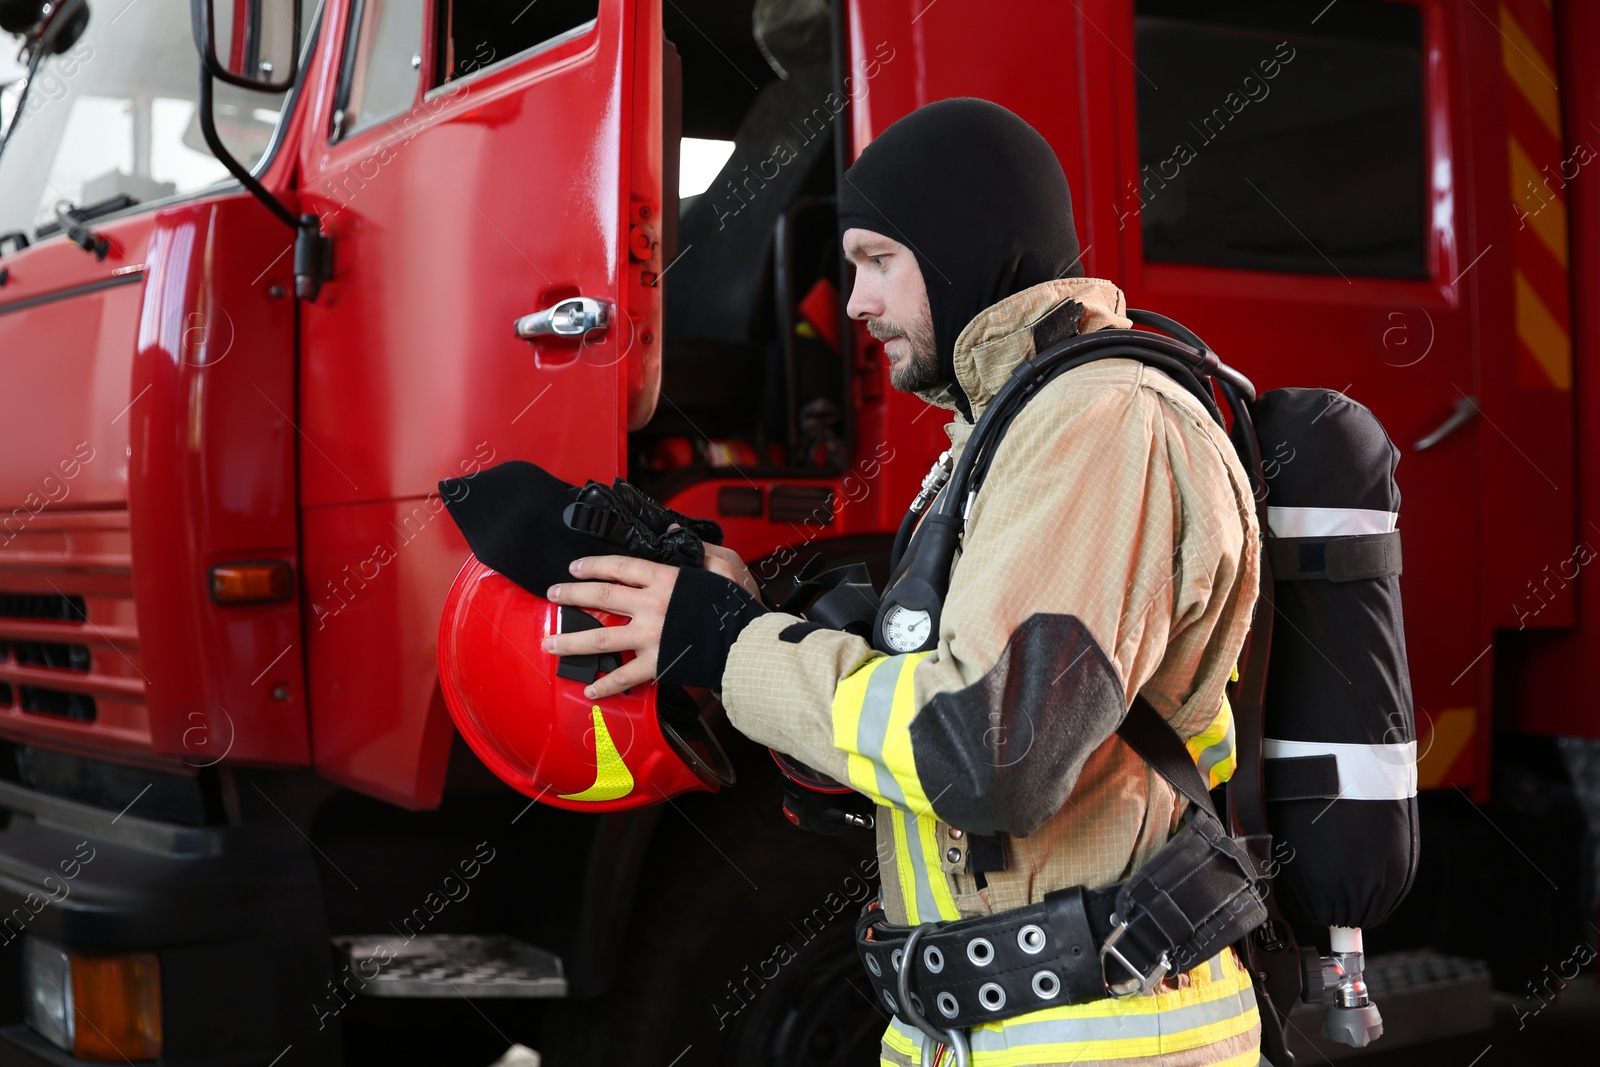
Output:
[
  {"xmin": 69, "ymin": 951, "xmax": 162, "ymax": 1061},
  {"xmin": 210, "ymin": 561, "xmax": 294, "ymax": 603}
]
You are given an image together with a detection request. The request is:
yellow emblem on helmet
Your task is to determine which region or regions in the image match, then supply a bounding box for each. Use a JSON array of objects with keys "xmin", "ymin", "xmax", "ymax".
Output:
[{"xmin": 558, "ymin": 705, "xmax": 636, "ymax": 802}]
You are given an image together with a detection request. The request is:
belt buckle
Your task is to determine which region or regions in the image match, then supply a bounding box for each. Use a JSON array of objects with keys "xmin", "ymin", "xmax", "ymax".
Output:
[{"xmin": 1099, "ymin": 916, "xmax": 1171, "ymax": 998}]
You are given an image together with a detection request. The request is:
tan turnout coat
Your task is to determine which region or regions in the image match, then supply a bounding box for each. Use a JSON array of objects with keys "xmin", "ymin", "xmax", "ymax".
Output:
[{"xmin": 721, "ymin": 277, "xmax": 1262, "ymax": 1066}]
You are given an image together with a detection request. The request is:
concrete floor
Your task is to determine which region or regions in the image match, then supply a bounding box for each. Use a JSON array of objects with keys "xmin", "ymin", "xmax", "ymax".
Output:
[{"xmin": 1349, "ymin": 980, "xmax": 1599, "ymax": 1067}]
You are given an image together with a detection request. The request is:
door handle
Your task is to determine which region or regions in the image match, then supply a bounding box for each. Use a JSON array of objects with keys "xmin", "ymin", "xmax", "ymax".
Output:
[
  {"xmin": 1414, "ymin": 395, "xmax": 1479, "ymax": 451},
  {"xmin": 514, "ymin": 296, "xmax": 610, "ymax": 340}
]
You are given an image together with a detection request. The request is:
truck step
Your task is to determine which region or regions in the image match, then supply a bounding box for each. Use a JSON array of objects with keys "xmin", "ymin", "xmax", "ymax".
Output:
[
  {"xmin": 1285, "ymin": 950, "xmax": 1492, "ymax": 1061},
  {"xmin": 332, "ymin": 934, "xmax": 567, "ymax": 999}
]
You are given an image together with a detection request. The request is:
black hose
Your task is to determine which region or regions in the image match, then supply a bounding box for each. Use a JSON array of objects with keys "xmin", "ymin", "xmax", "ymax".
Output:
[
  {"xmin": 949, "ymin": 332, "xmax": 1224, "ymax": 516},
  {"xmin": 887, "ymin": 496, "xmax": 923, "ymax": 578}
]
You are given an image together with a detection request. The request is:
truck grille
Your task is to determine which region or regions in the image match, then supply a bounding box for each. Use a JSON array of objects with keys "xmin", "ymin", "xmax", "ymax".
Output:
[
  {"xmin": 0, "ymin": 594, "xmax": 98, "ymax": 721},
  {"xmin": 0, "ymin": 510, "xmax": 143, "ymax": 734}
]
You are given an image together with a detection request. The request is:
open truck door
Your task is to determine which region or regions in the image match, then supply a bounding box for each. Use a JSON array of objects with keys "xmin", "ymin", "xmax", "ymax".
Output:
[{"xmin": 293, "ymin": 0, "xmax": 664, "ymax": 806}]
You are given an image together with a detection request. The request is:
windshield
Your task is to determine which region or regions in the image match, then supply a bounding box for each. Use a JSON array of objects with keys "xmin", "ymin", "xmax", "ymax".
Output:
[{"xmin": 0, "ymin": 0, "xmax": 309, "ymax": 239}]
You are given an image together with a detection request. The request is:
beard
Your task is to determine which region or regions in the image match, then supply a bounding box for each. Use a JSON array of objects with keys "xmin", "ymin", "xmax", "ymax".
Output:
[{"xmin": 868, "ymin": 310, "xmax": 942, "ymax": 393}]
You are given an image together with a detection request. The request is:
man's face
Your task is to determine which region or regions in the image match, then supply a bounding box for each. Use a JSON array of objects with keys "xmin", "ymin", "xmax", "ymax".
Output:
[{"xmin": 842, "ymin": 228, "xmax": 941, "ymax": 394}]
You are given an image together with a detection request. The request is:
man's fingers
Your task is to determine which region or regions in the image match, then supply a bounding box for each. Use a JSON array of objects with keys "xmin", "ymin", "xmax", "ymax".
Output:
[
  {"xmin": 543, "ymin": 618, "xmax": 651, "ymax": 658},
  {"xmin": 546, "ymin": 578, "xmax": 644, "ymax": 617},
  {"xmin": 585, "ymin": 657, "xmax": 657, "ymax": 700},
  {"xmin": 541, "ymin": 623, "xmax": 611, "ymax": 659},
  {"xmin": 569, "ymin": 554, "xmax": 674, "ymax": 587}
]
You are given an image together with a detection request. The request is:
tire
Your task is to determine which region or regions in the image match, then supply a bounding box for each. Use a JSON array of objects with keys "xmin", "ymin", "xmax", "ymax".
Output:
[{"xmin": 541, "ymin": 776, "xmax": 887, "ymax": 1067}]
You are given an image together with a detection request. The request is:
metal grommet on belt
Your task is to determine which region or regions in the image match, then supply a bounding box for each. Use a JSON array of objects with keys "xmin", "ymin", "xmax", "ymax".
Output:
[
  {"xmin": 978, "ymin": 982, "xmax": 1006, "ymax": 1011},
  {"xmin": 865, "ymin": 952, "xmax": 881, "ymax": 977},
  {"xmin": 899, "ymin": 924, "xmax": 972, "ymax": 1067},
  {"xmin": 923, "ymin": 945, "xmax": 945, "ymax": 973},
  {"xmin": 882, "ymin": 989, "xmax": 898, "ymax": 1014},
  {"xmin": 966, "ymin": 937, "xmax": 994, "ymax": 966},
  {"xmin": 1017, "ymin": 924, "xmax": 1047, "ymax": 954},
  {"xmin": 890, "ymin": 948, "xmax": 904, "ymax": 973},
  {"xmin": 1032, "ymin": 970, "xmax": 1061, "ymax": 1000}
]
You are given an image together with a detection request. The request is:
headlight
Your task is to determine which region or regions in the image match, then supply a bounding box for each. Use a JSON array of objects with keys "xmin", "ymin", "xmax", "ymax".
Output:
[
  {"xmin": 23, "ymin": 936, "xmax": 162, "ymax": 1061},
  {"xmin": 22, "ymin": 937, "xmax": 72, "ymax": 1052}
]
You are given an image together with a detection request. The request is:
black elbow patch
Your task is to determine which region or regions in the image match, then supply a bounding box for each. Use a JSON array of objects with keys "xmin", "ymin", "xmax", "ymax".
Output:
[{"xmin": 908, "ymin": 614, "xmax": 1126, "ymax": 837}]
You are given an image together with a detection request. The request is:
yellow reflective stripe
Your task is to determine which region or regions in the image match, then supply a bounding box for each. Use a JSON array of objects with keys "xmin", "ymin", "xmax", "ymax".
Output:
[
  {"xmin": 1187, "ymin": 691, "xmax": 1238, "ymax": 790},
  {"xmin": 881, "ymin": 949, "xmax": 1256, "ymax": 1064},
  {"xmin": 915, "ymin": 811, "xmax": 961, "ymax": 920},
  {"xmin": 835, "ymin": 656, "xmax": 900, "ymax": 804},
  {"xmin": 888, "ymin": 808, "xmax": 961, "ymax": 925},
  {"xmin": 882, "ymin": 651, "xmax": 934, "ymax": 811},
  {"xmin": 889, "ymin": 809, "xmax": 920, "ymax": 923},
  {"xmin": 833, "ymin": 652, "xmax": 933, "ymax": 812}
]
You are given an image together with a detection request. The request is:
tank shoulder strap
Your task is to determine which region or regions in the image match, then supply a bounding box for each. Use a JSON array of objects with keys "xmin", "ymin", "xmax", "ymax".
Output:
[{"xmin": 1116, "ymin": 696, "xmax": 1218, "ymax": 820}]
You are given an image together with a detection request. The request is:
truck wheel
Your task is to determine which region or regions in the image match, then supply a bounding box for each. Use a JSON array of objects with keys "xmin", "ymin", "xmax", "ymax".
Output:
[{"xmin": 541, "ymin": 790, "xmax": 886, "ymax": 1067}]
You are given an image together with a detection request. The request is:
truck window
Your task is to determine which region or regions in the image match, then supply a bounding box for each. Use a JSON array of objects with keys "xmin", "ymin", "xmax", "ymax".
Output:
[
  {"xmin": 1132, "ymin": 0, "xmax": 1426, "ymax": 279},
  {"xmin": 680, "ymin": 136, "xmax": 734, "ymax": 197},
  {"xmin": 0, "ymin": 0, "xmax": 310, "ymax": 238},
  {"xmin": 436, "ymin": 0, "xmax": 601, "ymax": 83},
  {"xmin": 332, "ymin": 0, "xmax": 428, "ymax": 140}
]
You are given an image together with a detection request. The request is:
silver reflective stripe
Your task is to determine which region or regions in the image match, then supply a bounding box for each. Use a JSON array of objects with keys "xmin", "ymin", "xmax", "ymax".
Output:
[
  {"xmin": 1263, "ymin": 738, "xmax": 1417, "ymax": 800},
  {"xmin": 1267, "ymin": 506, "xmax": 1397, "ymax": 538},
  {"xmin": 883, "ymin": 970, "xmax": 1256, "ymax": 1050},
  {"xmin": 893, "ymin": 808, "xmax": 951, "ymax": 924},
  {"xmin": 1195, "ymin": 714, "xmax": 1236, "ymax": 784},
  {"xmin": 857, "ymin": 657, "xmax": 910, "ymax": 809}
]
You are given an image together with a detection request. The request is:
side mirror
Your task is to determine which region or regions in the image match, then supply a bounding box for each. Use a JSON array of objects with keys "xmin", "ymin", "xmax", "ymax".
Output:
[
  {"xmin": 192, "ymin": 0, "xmax": 299, "ymax": 93},
  {"xmin": 0, "ymin": 0, "xmax": 90, "ymax": 53}
]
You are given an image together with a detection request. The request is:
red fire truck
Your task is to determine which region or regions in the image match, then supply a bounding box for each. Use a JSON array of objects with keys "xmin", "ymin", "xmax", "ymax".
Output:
[{"xmin": 0, "ymin": 0, "xmax": 1595, "ymax": 1063}]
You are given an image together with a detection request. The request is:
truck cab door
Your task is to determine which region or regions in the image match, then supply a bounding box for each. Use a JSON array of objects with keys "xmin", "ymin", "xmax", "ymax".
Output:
[{"xmin": 295, "ymin": 0, "xmax": 663, "ymax": 806}]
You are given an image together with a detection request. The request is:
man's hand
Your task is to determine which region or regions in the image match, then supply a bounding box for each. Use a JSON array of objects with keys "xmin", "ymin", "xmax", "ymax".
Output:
[
  {"xmin": 544, "ymin": 556, "xmax": 679, "ymax": 699},
  {"xmin": 702, "ymin": 541, "xmax": 766, "ymax": 606}
]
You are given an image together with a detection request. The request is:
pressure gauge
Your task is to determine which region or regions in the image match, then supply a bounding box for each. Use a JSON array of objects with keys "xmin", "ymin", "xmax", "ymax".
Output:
[{"xmin": 881, "ymin": 603, "xmax": 933, "ymax": 653}]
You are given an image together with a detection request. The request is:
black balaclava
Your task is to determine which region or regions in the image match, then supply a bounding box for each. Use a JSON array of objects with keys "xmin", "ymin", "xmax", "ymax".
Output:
[{"xmin": 838, "ymin": 98, "xmax": 1082, "ymax": 422}]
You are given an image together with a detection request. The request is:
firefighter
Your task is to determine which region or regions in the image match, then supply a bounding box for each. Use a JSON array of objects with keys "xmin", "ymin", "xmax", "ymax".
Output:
[{"xmin": 542, "ymin": 98, "xmax": 1262, "ymax": 1066}]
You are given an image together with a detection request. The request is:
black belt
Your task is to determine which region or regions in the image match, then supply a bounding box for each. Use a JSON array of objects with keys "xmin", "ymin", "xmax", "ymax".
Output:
[
  {"xmin": 856, "ymin": 883, "xmax": 1120, "ymax": 1030},
  {"xmin": 855, "ymin": 813, "xmax": 1269, "ymax": 1034}
]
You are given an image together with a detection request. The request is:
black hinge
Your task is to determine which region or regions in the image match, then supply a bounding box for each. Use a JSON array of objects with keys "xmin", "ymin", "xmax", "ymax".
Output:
[{"xmin": 294, "ymin": 214, "xmax": 334, "ymax": 301}]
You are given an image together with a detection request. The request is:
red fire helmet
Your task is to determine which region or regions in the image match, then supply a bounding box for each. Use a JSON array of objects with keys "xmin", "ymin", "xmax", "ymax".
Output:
[{"xmin": 437, "ymin": 557, "xmax": 736, "ymax": 812}]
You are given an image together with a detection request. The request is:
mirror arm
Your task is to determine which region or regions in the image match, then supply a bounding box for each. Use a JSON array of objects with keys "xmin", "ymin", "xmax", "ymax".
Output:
[
  {"xmin": 196, "ymin": 67, "xmax": 331, "ymax": 301},
  {"xmin": 196, "ymin": 67, "xmax": 299, "ymax": 229}
]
